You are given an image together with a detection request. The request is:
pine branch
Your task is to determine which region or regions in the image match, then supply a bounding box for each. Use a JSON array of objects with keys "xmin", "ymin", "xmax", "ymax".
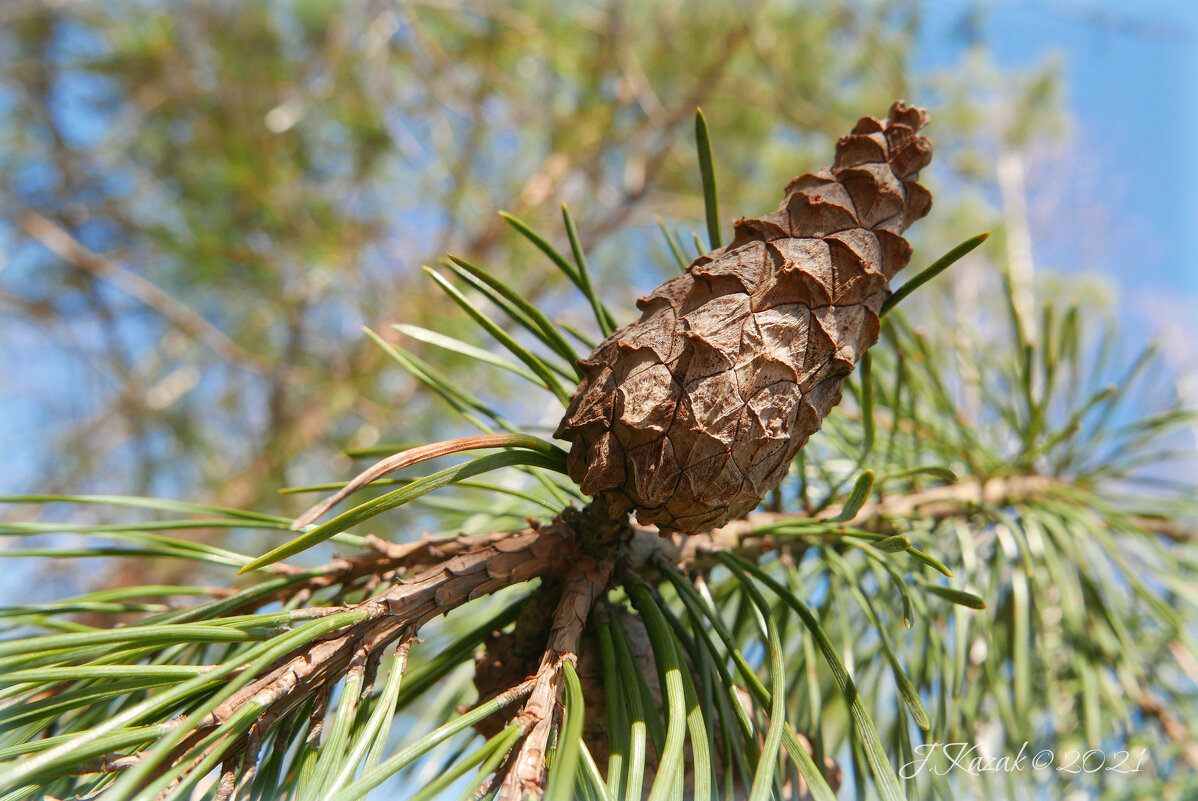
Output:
[
  {"xmin": 636, "ymin": 473, "xmax": 1064, "ymax": 569},
  {"xmin": 496, "ymin": 555, "xmax": 614, "ymax": 800},
  {"xmin": 25, "ymin": 474, "xmax": 1063, "ymax": 794}
]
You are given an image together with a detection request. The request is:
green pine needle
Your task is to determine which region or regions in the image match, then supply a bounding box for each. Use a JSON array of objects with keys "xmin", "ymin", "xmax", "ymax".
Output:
[
  {"xmin": 695, "ymin": 108, "xmax": 722, "ymax": 250},
  {"xmin": 238, "ymin": 449, "xmax": 566, "ymax": 573},
  {"xmin": 880, "ymin": 231, "xmax": 990, "ymax": 316}
]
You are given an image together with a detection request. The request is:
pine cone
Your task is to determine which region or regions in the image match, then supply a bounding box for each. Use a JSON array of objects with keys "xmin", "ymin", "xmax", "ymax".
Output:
[{"xmin": 555, "ymin": 102, "xmax": 934, "ymax": 533}]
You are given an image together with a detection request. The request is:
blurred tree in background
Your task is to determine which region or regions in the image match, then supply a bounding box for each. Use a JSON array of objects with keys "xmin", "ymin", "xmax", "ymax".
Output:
[
  {"xmin": 0, "ymin": 0, "xmax": 1014, "ymax": 508},
  {"xmin": 0, "ymin": 0, "xmax": 1072, "ymax": 578},
  {"xmin": 0, "ymin": 0, "xmax": 988, "ymax": 594}
]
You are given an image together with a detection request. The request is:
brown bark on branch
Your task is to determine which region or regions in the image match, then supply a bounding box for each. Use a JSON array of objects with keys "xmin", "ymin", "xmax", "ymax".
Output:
[
  {"xmin": 496, "ymin": 554, "xmax": 614, "ymax": 801},
  {"xmin": 116, "ymin": 519, "xmax": 577, "ymax": 792},
  {"xmin": 84, "ymin": 471, "xmax": 1099, "ymax": 794},
  {"xmin": 632, "ymin": 473, "xmax": 1064, "ymax": 569}
]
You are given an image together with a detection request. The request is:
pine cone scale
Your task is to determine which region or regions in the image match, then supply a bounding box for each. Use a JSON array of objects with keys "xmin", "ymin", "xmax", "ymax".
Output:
[{"xmin": 557, "ymin": 102, "xmax": 934, "ymax": 533}]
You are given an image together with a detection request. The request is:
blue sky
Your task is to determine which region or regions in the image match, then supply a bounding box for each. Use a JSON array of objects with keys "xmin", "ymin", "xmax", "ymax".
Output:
[{"xmin": 917, "ymin": 0, "xmax": 1198, "ymax": 326}]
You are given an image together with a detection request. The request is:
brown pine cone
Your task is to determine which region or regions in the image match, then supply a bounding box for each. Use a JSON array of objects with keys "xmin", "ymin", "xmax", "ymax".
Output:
[{"xmin": 555, "ymin": 102, "xmax": 934, "ymax": 533}]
